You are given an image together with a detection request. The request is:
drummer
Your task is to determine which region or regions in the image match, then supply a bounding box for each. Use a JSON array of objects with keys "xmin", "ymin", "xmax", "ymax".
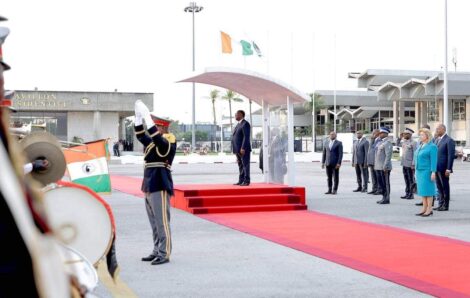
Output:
[{"xmin": 134, "ymin": 100, "xmax": 176, "ymax": 265}]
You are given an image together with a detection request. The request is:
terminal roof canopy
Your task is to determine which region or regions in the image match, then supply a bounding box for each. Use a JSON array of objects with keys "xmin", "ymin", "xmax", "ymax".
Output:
[{"xmin": 178, "ymin": 67, "xmax": 309, "ymax": 106}]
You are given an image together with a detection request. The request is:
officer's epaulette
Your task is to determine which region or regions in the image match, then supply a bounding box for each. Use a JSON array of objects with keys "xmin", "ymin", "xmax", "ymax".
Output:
[{"xmin": 163, "ymin": 133, "xmax": 176, "ymax": 144}]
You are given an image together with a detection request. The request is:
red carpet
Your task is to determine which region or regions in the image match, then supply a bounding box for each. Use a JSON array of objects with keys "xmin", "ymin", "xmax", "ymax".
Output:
[
  {"xmin": 111, "ymin": 175, "xmax": 144, "ymax": 198},
  {"xmin": 199, "ymin": 211, "xmax": 470, "ymax": 297}
]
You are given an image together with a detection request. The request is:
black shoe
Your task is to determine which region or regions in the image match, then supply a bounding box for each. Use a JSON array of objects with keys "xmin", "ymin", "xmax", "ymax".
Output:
[
  {"xmin": 325, "ymin": 191, "xmax": 332, "ymax": 194},
  {"xmin": 400, "ymin": 195, "xmax": 408, "ymax": 199},
  {"xmin": 367, "ymin": 190, "xmax": 376, "ymax": 194},
  {"xmin": 421, "ymin": 211, "xmax": 433, "ymax": 217},
  {"xmin": 436, "ymin": 206, "xmax": 448, "ymax": 211},
  {"xmin": 415, "ymin": 212, "xmax": 425, "ymax": 216},
  {"xmin": 233, "ymin": 182, "xmax": 241, "ymax": 185},
  {"xmin": 433, "ymin": 206, "xmax": 443, "ymax": 211},
  {"xmin": 406, "ymin": 195, "xmax": 414, "ymax": 200},
  {"xmin": 361, "ymin": 189, "xmax": 368, "ymax": 193},
  {"xmin": 240, "ymin": 182, "xmax": 250, "ymax": 186},
  {"xmin": 331, "ymin": 190, "xmax": 337, "ymax": 195},
  {"xmin": 378, "ymin": 199, "xmax": 390, "ymax": 204},
  {"xmin": 142, "ymin": 254, "xmax": 157, "ymax": 262},
  {"xmin": 151, "ymin": 257, "xmax": 170, "ymax": 265},
  {"xmin": 353, "ymin": 188, "xmax": 362, "ymax": 192},
  {"xmin": 415, "ymin": 202, "xmax": 423, "ymax": 206}
]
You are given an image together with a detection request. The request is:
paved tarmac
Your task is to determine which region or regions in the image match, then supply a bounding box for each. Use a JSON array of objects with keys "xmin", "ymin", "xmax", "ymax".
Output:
[{"xmin": 95, "ymin": 160, "xmax": 470, "ymax": 297}]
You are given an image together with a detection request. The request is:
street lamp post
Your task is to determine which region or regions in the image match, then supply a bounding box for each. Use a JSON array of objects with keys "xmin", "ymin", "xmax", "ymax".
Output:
[
  {"xmin": 443, "ymin": 0, "xmax": 449, "ymax": 131},
  {"xmin": 184, "ymin": 2, "xmax": 203, "ymax": 152}
]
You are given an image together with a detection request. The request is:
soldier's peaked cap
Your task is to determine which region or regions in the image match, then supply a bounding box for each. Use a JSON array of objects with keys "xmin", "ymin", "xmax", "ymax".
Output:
[
  {"xmin": 380, "ymin": 127, "xmax": 390, "ymax": 134},
  {"xmin": 150, "ymin": 113, "xmax": 171, "ymax": 127}
]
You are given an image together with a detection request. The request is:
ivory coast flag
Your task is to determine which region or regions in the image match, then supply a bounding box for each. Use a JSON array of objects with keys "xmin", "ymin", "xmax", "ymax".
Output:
[{"xmin": 63, "ymin": 139, "xmax": 111, "ymax": 193}]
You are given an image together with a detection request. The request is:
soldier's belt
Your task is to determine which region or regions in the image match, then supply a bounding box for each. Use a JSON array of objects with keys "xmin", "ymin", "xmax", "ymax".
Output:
[{"xmin": 144, "ymin": 162, "xmax": 171, "ymax": 170}]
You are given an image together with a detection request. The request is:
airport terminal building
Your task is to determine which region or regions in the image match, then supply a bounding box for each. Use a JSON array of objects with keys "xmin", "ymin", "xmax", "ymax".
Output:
[{"xmin": 10, "ymin": 90, "xmax": 153, "ymax": 151}]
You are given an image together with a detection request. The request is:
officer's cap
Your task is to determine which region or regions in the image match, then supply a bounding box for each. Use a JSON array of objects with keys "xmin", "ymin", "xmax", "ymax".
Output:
[
  {"xmin": 150, "ymin": 113, "xmax": 171, "ymax": 127},
  {"xmin": 379, "ymin": 127, "xmax": 390, "ymax": 134},
  {"xmin": 403, "ymin": 128, "xmax": 414, "ymax": 135}
]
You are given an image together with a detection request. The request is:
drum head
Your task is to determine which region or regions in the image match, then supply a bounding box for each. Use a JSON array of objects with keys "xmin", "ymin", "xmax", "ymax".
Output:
[{"xmin": 43, "ymin": 185, "xmax": 113, "ymax": 265}]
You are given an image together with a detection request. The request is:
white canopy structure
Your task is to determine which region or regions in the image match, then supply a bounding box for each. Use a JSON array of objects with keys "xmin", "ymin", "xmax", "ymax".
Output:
[{"xmin": 179, "ymin": 67, "xmax": 309, "ymax": 186}]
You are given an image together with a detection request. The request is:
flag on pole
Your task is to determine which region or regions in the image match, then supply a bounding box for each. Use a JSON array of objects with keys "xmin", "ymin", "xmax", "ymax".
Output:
[
  {"xmin": 63, "ymin": 139, "xmax": 111, "ymax": 193},
  {"xmin": 240, "ymin": 40, "xmax": 253, "ymax": 56},
  {"xmin": 252, "ymin": 41, "xmax": 262, "ymax": 57},
  {"xmin": 221, "ymin": 31, "xmax": 233, "ymax": 54}
]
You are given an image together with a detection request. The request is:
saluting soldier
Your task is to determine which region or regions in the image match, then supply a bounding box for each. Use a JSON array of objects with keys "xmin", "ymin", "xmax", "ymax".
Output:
[
  {"xmin": 134, "ymin": 100, "xmax": 176, "ymax": 265},
  {"xmin": 374, "ymin": 127, "xmax": 393, "ymax": 204},
  {"xmin": 400, "ymin": 128, "xmax": 417, "ymax": 200}
]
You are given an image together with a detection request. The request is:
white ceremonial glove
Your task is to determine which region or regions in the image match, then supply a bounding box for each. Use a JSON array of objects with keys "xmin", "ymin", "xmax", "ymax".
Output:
[
  {"xmin": 134, "ymin": 114, "xmax": 143, "ymax": 126},
  {"xmin": 135, "ymin": 100, "xmax": 154, "ymax": 128}
]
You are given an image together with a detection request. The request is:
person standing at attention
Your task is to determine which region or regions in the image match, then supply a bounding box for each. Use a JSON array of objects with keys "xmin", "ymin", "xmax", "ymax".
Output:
[
  {"xmin": 322, "ymin": 131, "xmax": 343, "ymax": 195},
  {"xmin": 414, "ymin": 128, "xmax": 438, "ymax": 217},
  {"xmin": 352, "ymin": 130, "xmax": 369, "ymax": 193},
  {"xmin": 231, "ymin": 110, "xmax": 251, "ymax": 186}
]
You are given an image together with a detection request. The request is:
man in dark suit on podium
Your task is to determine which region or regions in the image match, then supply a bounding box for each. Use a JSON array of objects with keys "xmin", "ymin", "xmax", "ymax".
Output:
[
  {"xmin": 433, "ymin": 124, "xmax": 455, "ymax": 211},
  {"xmin": 322, "ymin": 131, "xmax": 343, "ymax": 195},
  {"xmin": 232, "ymin": 110, "xmax": 251, "ymax": 186}
]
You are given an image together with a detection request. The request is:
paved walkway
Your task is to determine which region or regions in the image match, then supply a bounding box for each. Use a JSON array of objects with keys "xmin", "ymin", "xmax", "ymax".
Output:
[{"xmin": 95, "ymin": 161, "xmax": 470, "ymax": 297}]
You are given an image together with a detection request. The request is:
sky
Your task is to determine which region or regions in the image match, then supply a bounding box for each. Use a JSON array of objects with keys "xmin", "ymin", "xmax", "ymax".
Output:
[{"xmin": 2, "ymin": 0, "xmax": 470, "ymax": 123}]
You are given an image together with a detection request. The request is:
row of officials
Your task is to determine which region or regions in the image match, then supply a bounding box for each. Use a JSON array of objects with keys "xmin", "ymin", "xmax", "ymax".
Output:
[{"xmin": 322, "ymin": 124, "xmax": 455, "ymax": 216}]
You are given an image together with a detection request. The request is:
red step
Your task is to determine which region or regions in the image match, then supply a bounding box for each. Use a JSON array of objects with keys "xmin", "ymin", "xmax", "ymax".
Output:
[
  {"xmin": 187, "ymin": 194, "xmax": 302, "ymax": 208},
  {"xmin": 172, "ymin": 183, "xmax": 307, "ymax": 214},
  {"xmin": 191, "ymin": 203, "xmax": 308, "ymax": 214},
  {"xmin": 182, "ymin": 186, "xmax": 297, "ymax": 197}
]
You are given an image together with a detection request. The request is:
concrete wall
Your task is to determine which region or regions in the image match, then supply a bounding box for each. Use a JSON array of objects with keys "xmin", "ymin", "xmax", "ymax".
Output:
[{"xmin": 68, "ymin": 111, "xmax": 119, "ymax": 143}]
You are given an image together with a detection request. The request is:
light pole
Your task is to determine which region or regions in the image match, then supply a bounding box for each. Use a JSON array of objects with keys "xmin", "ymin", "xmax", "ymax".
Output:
[
  {"xmin": 443, "ymin": 0, "xmax": 449, "ymax": 131},
  {"xmin": 184, "ymin": 2, "xmax": 203, "ymax": 152}
]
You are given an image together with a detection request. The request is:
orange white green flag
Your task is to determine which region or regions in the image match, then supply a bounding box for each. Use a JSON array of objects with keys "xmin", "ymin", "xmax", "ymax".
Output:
[{"xmin": 62, "ymin": 139, "xmax": 111, "ymax": 193}]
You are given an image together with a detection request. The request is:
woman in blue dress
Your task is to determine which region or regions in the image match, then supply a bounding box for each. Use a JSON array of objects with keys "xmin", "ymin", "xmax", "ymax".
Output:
[{"xmin": 414, "ymin": 128, "xmax": 438, "ymax": 217}]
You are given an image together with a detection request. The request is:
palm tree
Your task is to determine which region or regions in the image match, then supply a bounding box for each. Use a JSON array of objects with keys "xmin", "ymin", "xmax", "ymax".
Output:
[
  {"xmin": 208, "ymin": 89, "xmax": 220, "ymax": 127},
  {"xmin": 305, "ymin": 93, "xmax": 325, "ymax": 151},
  {"xmin": 205, "ymin": 89, "xmax": 220, "ymax": 151},
  {"xmin": 222, "ymin": 90, "xmax": 243, "ymax": 134}
]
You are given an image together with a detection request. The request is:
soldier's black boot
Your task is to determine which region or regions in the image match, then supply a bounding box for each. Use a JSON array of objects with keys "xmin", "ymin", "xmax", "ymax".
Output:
[{"xmin": 142, "ymin": 254, "xmax": 157, "ymax": 261}]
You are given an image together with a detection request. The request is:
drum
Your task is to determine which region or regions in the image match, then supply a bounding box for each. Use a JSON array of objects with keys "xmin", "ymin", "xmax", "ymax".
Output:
[
  {"xmin": 43, "ymin": 182, "xmax": 114, "ymax": 265},
  {"xmin": 58, "ymin": 244, "xmax": 98, "ymax": 294}
]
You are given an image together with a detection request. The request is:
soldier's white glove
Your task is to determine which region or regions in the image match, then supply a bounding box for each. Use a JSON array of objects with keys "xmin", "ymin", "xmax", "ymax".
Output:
[
  {"xmin": 134, "ymin": 114, "xmax": 143, "ymax": 126},
  {"xmin": 135, "ymin": 100, "xmax": 154, "ymax": 128}
]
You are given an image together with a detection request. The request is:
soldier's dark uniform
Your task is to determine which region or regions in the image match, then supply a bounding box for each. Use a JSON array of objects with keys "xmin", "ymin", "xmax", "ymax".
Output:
[{"xmin": 135, "ymin": 117, "xmax": 176, "ymax": 265}]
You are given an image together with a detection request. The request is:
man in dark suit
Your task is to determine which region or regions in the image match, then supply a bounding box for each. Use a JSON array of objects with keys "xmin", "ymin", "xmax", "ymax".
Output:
[
  {"xmin": 231, "ymin": 110, "xmax": 251, "ymax": 186},
  {"xmin": 322, "ymin": 131, "xmax": 343, "ymax": 195},
  {"xmin": 367, "ymin": 129, "xmax": 381, "ymax": 195},
  {"xmin": 433, "ymin": 124, "xmax": 455, "ymax": 211},
  {"xmin": 352, "ymin": 130, "xmax": 369, "ymax": 192}
]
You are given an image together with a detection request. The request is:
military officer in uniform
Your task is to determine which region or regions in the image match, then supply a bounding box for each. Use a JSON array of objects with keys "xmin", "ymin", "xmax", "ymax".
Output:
[
  {"xmin": 400, "ymin": 128, "xmax": 417, "ymax": 200},
  {"xmin": 374, "ymin": 127, "xmax": 393, "ymax": 204},
  {"xmin": 134, "ymin": 100, "xmax": 176, "ymax": 265}
]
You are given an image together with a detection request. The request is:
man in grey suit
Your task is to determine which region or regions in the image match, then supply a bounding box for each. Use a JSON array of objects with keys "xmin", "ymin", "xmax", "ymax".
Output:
[
  {"xmin": 367, "ymin": 129, "xmax": 381, "ymax": 195},
  {"xmin": 322, "ymin": 131, "xmax": 343, "ymax": 195},
  {"xmin": 400, "ymin": 128, "xmax": 417, "ymax": 200},
  {"xmin": 352, "ymin": 130, "xmax": 370, "ymax": 192},
  {"xmin": 375, "ymin": 127, "xmax": 393, "ymax": 204}
]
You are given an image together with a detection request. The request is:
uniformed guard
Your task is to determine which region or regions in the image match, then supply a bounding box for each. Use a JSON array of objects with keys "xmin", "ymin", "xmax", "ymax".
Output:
[
  {"xmin": 400, "ymin": 128, "xmax": 417, "ymax": 200},
  {"xmin": 374, "ymin": 127, "xmax": 393, "ymax": 204},
  {"xmin": 134, "ymin": 100, "xmax": 175, "ymax": 265}
]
